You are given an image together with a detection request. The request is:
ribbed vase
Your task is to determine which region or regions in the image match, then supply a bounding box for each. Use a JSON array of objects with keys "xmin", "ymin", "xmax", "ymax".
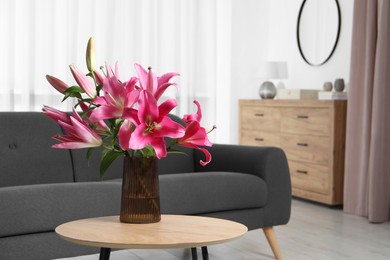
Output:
[{"xmin": 120, "ymin": 156, "xmax": 161, "ymax": 224}]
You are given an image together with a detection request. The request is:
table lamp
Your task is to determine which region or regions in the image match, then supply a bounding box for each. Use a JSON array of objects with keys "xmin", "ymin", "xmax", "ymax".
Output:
[{"xmin": 256, "ymin": 61, "xmax": 288, "ymax": 99}]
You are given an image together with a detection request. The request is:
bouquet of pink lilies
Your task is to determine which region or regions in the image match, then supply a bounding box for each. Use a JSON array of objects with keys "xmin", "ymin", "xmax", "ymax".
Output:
[{"xmin": 43, "ymin": 38, "xmax": 213, "ymax": 178}]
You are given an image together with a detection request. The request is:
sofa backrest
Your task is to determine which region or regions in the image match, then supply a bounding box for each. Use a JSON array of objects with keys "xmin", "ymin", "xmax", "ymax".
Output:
[
  {"xmin": 72, "ymin": 145, "xmax": 196, "ymax": 180},
  {"xmin": 0, "ymin": 112, "xmax": 74, "ymax": 188},
  {"xmin": 158, "ymin": 146, "xmax": 195, "ymax": 174},
  {"xmin": 71, "ymin": 148, "xmax": 123, "ymax": 182},
  {"xmin": 0, "ymin": 112, "xmax": 196, "ymax": 186}
]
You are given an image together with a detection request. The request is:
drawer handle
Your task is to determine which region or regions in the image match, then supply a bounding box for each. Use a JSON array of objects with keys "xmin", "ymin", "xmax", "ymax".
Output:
[
  {"xmin": 254, "ymin": 113, "xmax": 264, "ymax": 117},
  {"xmin": 254, "ymin": 138, "xmax": 264, "ymax": 142},
  {"xmin": 297, "ymin": 115, "xmax": 309, "ymax": 119},
  {"xmin": 297, "ymin": 143, "xmax": 308, "ymax": 147},
  {"xmin": 297, "ymin": 170, "xmax": 308, "ymax": 174}
]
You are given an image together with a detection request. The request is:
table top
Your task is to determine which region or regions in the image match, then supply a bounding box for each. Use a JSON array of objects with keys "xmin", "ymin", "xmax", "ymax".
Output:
[{"xmin": 55, "ymin": 215, "xmax": 248, "ymax": 249}]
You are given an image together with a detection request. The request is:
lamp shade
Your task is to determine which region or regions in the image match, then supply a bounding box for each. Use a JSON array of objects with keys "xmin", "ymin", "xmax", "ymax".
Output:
[{"xmin": 256, "ymin": 61, "xmax": 288, "ymax": 79}]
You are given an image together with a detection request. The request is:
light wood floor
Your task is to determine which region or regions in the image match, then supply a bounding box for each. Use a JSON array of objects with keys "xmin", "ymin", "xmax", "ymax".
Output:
[{"xmin": 58, "ymin": 199, "xmax": 390, "ymax": 260}]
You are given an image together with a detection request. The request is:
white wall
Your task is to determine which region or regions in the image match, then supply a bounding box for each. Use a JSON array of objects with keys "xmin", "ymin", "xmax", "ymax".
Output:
[
  {"xmin": 229, "ymin": 0, "xmax": 354, "ymax": 144},
  {"xmin": 267, "ymin": 0, "xmax": 354, "ymax": 90},
  {"xmin": 230, "ymin": 0, "xmax": 270, "ymax": 144}
]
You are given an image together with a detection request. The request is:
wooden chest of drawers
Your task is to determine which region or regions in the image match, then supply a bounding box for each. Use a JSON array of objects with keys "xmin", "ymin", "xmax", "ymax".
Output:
[{"xmin": 239, "ymin": 99, "xmax": 347, "ymax": 205}]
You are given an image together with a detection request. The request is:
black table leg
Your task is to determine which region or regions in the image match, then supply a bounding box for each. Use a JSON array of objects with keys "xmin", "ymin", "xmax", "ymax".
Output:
[
  {"xmin": 191, "ymin": 247, "xmax": 198, "ymax": 260},
  {"xmin": 191, "ymin": 247, "xmax": 209, "ymax": 260},
  {"xmin": 201, "ymin": 246, "xmax": 209, "ymax": 260},
  {"xmin": 99, "ymin": 247, "xmax": 111, "ymax": 260}
]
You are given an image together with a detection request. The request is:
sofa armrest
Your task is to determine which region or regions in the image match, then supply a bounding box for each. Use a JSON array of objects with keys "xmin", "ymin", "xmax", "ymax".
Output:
[{"xmin": 195, "ymin": 144, "xmax": 292, "ymax": 226}]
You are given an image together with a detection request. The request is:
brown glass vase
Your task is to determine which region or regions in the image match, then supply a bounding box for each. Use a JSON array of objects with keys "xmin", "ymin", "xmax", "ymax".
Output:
[{"xmin": 120, "ymin": 156, "xmax": 161, "ymax": 223}]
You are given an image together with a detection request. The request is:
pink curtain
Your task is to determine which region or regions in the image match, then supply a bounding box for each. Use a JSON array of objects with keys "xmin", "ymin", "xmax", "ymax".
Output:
[{"xmin": 344, "ymin": 0, "xmax": 390, "ymax": 223}]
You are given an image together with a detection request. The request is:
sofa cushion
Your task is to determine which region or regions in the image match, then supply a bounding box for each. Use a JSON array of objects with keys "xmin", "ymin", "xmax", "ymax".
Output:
[
  {"xmin": 0, "ymin": 182, "xmax": 121, "ymax": 238},
  {"xmin": 0, "ymin": 112, "xmax": 74, "ymax": 187},
  {"xmin": 159, "ymin": 171, "xmax": 267, "ymax": 215}
]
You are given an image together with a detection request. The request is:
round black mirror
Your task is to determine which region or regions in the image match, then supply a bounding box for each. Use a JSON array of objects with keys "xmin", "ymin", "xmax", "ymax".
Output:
[{"xmin": 297, "ymin": 0, "xmax": 341, "ymax": 66}]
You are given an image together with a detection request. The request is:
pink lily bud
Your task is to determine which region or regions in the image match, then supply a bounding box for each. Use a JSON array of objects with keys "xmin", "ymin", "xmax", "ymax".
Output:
[
  {"xmin": 86, "ymin": 37, "xmax": 96, "ymax": 72},
  {"xmin": 46, "ymin": 75, "xmax": 69, "ymax": 94},
  {"xmin": 93, "ymin": 70, "xmax": 104, "ymax": 85},
  {"xmin": 42, "ymin": 105, "xmax": 71, "ymax": 123},
  {"xmin": 69, "ymin": 65, "xmax": 97, "ymax": 98}
]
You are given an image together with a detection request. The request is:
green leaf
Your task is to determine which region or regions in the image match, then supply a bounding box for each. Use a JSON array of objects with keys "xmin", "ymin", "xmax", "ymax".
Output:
[
  {"xmin": 143, "ymin": 145, "xmax": 156, "ymax": 157},
  {"xmin": 96, "ymin": 84, "xmax": 103, "ymax": 93},
  {"xmin": 100, "ymin": 150, "xmax": 123, "ymax": 180},
  {"xmin": 86, "ymin": 148, "xmax": 94, "ymax": 161},
  {"xmin": 65, "ymin": 86, "xmax": 84, "ymax": 94},
  {"xmin": 62, "ymin": 86, "xmax": 84, "ymax": 102}
]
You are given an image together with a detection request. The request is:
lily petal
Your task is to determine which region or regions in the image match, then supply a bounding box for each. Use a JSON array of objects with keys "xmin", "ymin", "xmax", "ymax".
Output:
[
  {"xmin": 151, "ymin": 137, "xmax": 167, "ymax": 158},
  {"xmin": 158, "ymin": 72, "xmax": 179, "ymax": 87},
  {"xmin": 178, "ymin": 142, "xmax": 211, "ymax": 166},
  {"xmin": 138, "ymin": 90, "xmax": 158, "ymax": 123},
  {"xmin": 158, "ymin": 98, "xmax": 177, "ymax": 119},
  {"xmin": 93, "ymin": 70, "xmax": 105, "ymax": 85},
  {"xmin": 197, "ymin": 146, "xmax": 212, "ymax": 166},
  {"xmin": 53, "ymin": 142, "xmax": 101, "ymax": 149},
  {"xmin": 70, "ymin": 117, "xmax": 102, "ymax": 146},
  {"xmin": 128, "ymin": 124, "xmax": 151, "ymax": 150},
  {"xmin": 183, "ymin": 100, "xmax": 202, "ymax": 123},
  {"xmin": 89, "ymin": 105, "xmax": 122, "ymax": 122},
  {"xmin": 134, "ymin": 63, "xmax": 148, "ymax": 90},
  {"xmin": 154, "ymin": 82, "xmax": 177, "ymax": 101},
  {"xmin": 69, "ymin": 65, "xmax": 97, "ymax": 98},
  {"xmin": 118, "ymin": 119, "xmax": 133, "ymax": 150},
  {"xmin": 147, "ymin": 67, "xmax": 158, "ymax": 94},
  {"xmin": 156, "ymin": 116, "xmax": 185, "ymax": 138}
]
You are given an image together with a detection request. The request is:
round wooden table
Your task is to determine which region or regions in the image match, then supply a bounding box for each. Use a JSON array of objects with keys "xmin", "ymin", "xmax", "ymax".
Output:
[{"xmin": 55, "ymin": 215, "xmax": 248, "ymax": 260}]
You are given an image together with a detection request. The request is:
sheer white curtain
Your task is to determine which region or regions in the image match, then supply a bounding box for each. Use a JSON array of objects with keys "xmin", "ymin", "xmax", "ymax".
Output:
[{"xmin": 0, "ymin": 0, "xmax": 231, "ymax": 142}]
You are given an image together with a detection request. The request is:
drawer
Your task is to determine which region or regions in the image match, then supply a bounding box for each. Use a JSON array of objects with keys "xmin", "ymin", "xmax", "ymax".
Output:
[
  {"xmin": 289, "ymin": 161, "xmax": 329, "ymax": 195},
  {"xmin": 240, "ymin": 107, "xmax": 280, "ymax": 131},
  {"xmin": 280, "ymin": 134, "xmax": 330, "ymax": 164},
  {"xmin": 240, "ymin": 130, "xmax": 280, "ymax": 147},
  {"xmin": 281, "ymin": 107, "xmax": 331, "ymax": 136}
]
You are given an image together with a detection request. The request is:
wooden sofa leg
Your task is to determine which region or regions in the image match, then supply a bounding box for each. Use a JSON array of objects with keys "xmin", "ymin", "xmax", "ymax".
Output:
[{"xmin": 263, "ymin": 227, "xmax": 282, "ymax": 259}]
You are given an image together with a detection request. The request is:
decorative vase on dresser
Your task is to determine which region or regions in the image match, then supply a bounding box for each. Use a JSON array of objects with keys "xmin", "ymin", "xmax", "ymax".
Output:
[{"xmin": 239, "ymin": 99, "xmax": 347, "ymax": 205}]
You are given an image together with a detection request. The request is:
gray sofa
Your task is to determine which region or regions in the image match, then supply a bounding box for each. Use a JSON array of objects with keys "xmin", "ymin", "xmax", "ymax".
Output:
[{"xmin": 0, "ymin": 112, "xmax": 291, "ymax": 259}]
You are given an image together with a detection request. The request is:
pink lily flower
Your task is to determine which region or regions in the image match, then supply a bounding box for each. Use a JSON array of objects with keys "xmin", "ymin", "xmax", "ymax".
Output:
[
  {"xmin": 128, "ymin": 90, "xmax": 185, "ymax": 158},
  {"xmin": 69, "ymin": 65, "xmax": 97, "ymax": 98},
  {"xmin": 89, "ymin": 75, "xmax": 138, "ymax": 122},
  {"xmin": 183, "ymin": 100, "xmax": 202, "ymax": 123},
  {"xmin": 178, "ymin": 100, "xmax": 212, "ymax": 165},
  {"xmin": 46, "ymin": 75, "xmax": 69, "ymax": 94},
  {"xmin": 134, "ymin": 63, "xmax": 179, "ymax": 100},
  {"xmin": 178, "ymin": 120, "xmax": 212, "ymax": 166},
  {"xmin": 52, "ymin": 108, "xmax": 103, "ymax": 149}
]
